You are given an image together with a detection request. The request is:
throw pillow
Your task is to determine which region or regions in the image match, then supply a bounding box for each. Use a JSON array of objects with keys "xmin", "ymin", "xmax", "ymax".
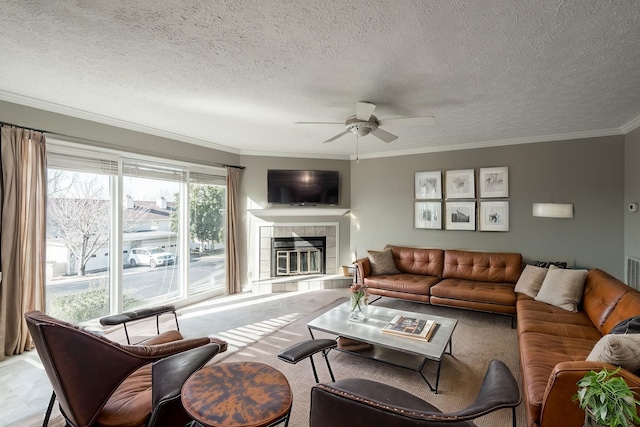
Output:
[
  {"xmin": 533, "ymin": 260, "xmax": 568, "ymax": 269},
  {"xmin": 534, "ymin": 265, "xmax": 588, "ymax": 311},
  {"xmin": 514, "ymin": 265, "xmax": 548, "ymax": 298},
  {"xmin": 587, "ymin": 334, "xmax": 640, "ymax": 375},
  {"xmin": 368, "ymin": 249, "xmax": 400, "ymax": 275},
  {"xmin": 611, "ymin": 316, "xmax": 640, "ymax": 335}
]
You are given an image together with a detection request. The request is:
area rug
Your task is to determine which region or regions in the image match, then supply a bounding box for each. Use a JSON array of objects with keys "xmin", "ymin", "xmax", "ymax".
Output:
[
  {"xmin": 219, "ymin": 298, "xmax": 526, "ymax": 427},
  {"xmin": 25, "ymin": 298, "xmax": 526, "ymax": 427}
]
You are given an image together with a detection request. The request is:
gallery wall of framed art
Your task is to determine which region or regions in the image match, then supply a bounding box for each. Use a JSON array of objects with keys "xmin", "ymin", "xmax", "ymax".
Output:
[{"xmin": 414, "ymin": 167, "xmax": 510, "ymax": 232}]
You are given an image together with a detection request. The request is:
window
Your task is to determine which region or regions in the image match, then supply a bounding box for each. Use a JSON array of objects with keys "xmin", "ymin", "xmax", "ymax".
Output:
[
  {"xmin": 45, "ymin": 145, "xmax": 226, "ymax": 323},
  {"xmin": 122, "ymin": 159, "xmax": 184, "ymax": 309},
  {"xmin": 46, "ymin": 152, "xmax": 117, "ymax": 323},
  {"xmin": 188, "ymin": 171, "xmax": 226, "ymax": 295}
]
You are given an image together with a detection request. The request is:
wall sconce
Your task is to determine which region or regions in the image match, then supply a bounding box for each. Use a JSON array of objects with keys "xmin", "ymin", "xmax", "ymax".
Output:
[{"xmin": 532, "ymin": 203, "xmax": 574, "ymax": 218}]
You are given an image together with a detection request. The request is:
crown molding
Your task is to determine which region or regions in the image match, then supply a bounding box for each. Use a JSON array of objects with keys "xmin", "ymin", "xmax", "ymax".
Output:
[
  {"xmin": 239, "ymin": 149, "xmax": 351, "ymax": 160},
  {"xmin": 0, "ymin": 90, "xmax": 241, "ymax": 155},
  {"xmin": 350, "ymin": 127, "xmax": 625, "ymax": 160},
  {"xmin": 3, "ymin": 89, "xmax": 637, "ymax": 161},
  {"xmin": 621, "ymin": 115, "xmax": 640, "ymax": 134}
]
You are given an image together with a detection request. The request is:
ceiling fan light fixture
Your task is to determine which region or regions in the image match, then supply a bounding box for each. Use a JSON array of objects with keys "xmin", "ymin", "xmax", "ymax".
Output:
[{"xmin": 345, "ymin": 115, "xmax": 378, "ymax": 137}]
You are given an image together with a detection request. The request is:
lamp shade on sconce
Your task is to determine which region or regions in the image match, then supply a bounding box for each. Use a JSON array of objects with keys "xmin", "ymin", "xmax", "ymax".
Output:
[{"xmin": 532, "ymin": 203, "xmax": 574, "ymax": 218}]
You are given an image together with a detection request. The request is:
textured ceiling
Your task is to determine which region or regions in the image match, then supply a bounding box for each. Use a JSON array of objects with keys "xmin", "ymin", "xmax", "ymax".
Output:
[{"xmin": 1, "ymin": 0, "xmax": 639, "ymax": 159}]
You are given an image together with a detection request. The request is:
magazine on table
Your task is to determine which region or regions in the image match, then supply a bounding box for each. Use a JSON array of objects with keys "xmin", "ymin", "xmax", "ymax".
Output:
[{"xmin": 381, "ymin": 315, "xmax": 437, "ymax": 341}]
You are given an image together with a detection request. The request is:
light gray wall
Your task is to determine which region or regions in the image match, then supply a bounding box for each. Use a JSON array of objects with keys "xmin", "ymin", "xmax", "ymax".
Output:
[
  {"xmin": 625, "ymin": 127, "xmax": 640, "ymax": 269},
  {"xmin": 0, "ymin": 100, "xmax": 240, "ymax": 167},
  {"xmin": 238, "ymin": 155, "xmax": 351, "ymax": 284},
  {"xmin": 350, "ymin": 136, "xmax": 625, "ymax": 279},
  {"xmin": 2, "ymin": 99, "xmax": 629, "ymax": 281}
]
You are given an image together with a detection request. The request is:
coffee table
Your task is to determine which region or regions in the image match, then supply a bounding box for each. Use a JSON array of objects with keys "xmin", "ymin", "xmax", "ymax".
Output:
[{"xmin": 307, "ymin": 301, "xmax": 457, "ymax": 393}]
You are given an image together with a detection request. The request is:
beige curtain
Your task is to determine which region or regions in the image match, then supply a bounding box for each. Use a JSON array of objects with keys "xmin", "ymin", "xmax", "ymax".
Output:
[
  {"xmin": 225, "ymin": 166, "xmax": 242, "ymax": 294},
  {"xmin": 0, "ymin": 125, "xmax": 47, "ymax": 361}
]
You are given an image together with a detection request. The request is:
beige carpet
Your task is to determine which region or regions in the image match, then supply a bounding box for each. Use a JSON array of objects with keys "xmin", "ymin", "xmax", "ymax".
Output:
[{"xmin": 22, "ymin": 297, "xmax": 525, "ymax": 427}]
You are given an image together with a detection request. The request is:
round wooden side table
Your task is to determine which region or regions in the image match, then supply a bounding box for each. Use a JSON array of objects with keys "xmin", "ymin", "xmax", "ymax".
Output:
[{"xmin": 182, "ymin": 362, "xmax": 292, "ymax": 427}]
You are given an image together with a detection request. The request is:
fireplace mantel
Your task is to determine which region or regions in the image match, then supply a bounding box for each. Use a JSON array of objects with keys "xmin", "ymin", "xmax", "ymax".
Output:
[{"xmin": 248, "ymin": 208, "xmax": 350, "ymax": 218}]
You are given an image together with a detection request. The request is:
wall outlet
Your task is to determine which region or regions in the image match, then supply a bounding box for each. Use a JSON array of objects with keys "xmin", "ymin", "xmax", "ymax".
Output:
[{"xmin": 629, "ymin": 203, "xmax": 639, "ymax": 212}]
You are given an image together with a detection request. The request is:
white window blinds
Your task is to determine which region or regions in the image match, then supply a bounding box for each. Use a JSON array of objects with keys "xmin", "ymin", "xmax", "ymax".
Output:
[
  {"xmin": 189, "ymin": 171, "xmax": 226, "ymax": 186},
  {"xmin": 123, "ymin": 159, "xmax": 187, "ymax": 182},
  {"xmin": 47, "ymin": 152, "xmax": 119, "ymax": 175}
]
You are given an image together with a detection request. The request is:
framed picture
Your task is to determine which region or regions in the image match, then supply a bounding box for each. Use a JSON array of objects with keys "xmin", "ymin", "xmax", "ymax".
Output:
[
  {"xmin": 445, "ymin": 169, "xmax": 475, "ymax": 199},
  {"xmin": 415, "ymin": 171, "xmax": 442, "ymax": 199},
  {"xmin": 415, "ymin": 202, "xmax": 442, "ymax": 229},
  {"xmin": 479, "ymin": 166, "xmax": 509, "ymax": 198},
  {"xmin": 480, "ymin": 201, "xmax": 509, "ymax": 231},
  {"xmin": 445, "ymin": 201, "xmax": 476, "ymax": 231}
]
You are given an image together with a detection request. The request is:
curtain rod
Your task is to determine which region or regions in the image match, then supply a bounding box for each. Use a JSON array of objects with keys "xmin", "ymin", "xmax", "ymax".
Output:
[
  {"xmin": 1, "ymin": 120, "xmax": 245, "ymax": 170},
  {"xmin": 0, "ymin": 120, "xmax": 47, "ymax": 134}
]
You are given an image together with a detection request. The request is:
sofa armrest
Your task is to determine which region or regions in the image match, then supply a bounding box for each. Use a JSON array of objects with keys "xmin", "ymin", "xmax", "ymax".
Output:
[
  {"xmin": 540, "ymin": 361, "xmax": 640, "ymax": 427},
  {"xmin": 354, "ymin": 257, "xmax": 371, "ymax": 283}
]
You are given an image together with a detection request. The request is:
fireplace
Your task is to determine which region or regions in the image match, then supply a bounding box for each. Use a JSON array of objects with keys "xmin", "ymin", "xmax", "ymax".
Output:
[
  {"xmin": 271, "ymin": 237, "xmax": 326, "ymax": 277},
  {"xmin": 258, "ymin": 224, "xmax": 337, "ymax": 280}
]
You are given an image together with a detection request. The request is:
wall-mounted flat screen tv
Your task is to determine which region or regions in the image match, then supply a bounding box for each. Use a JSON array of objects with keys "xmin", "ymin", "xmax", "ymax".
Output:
[{"xmin": 267, "ymin": 170, "xmax": 339, "ymax": 205}]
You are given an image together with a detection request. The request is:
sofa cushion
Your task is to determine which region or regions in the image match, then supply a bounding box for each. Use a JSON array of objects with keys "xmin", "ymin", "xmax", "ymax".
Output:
[
  {"xmin": 517, "ymin": 298, "xmax": 601, "ymax": 340},
  {"xmin": 442, "ymin": 250, "xmax": 522, "ymax": 283},
  {"xmin": 582, "ymin": 269, "xmax": 630, "ymax": 333},
  {"xmin": 610, "ymin": 316, "xmax": 640, "ymax": 335},
  {"xmin": 601, "ymin": 287, "xmax": 640, "ymax": 334},
  {"xmin": 517, "ymin": 298, "xmax": 599, "ymax": 339},
  {"xmin": 364, "ymin": 274, "xmax": 440, "ymax": 295},
  {"xmin": 384, "ymin": 245, "xmax": 444, "ymax": 277},
  {"xmin": 514, "ymin": 265, "xmax": 548, "ymax": 298},
  {"xmin": 431, "ymin": 279, "xmax": 516, "ymax": 306},
  {"xmin": 519, "ymin": 331, "xmax": 598, "ymax": 423},
  {"xmin": 533, "ymin": 260, "xmax": 567, "ymax": 269},
  {"xmin": 534, "ymin": 265, "xmax": 588, "ymax": 312},
  {"xmin": 587, "ymin": 334, "xmax": 640, "ymax": 374},
  {"xmin": 367, "ymin": 249, "xmax": 400, "ymax": 275}
]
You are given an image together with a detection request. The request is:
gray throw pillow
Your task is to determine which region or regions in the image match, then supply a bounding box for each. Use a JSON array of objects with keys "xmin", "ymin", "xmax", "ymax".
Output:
[
  {"xmin": 514, "ymin": 265, "xmax": 548, "ymax": 298},
  {"xmin": 587, "ymin": 334, "xmax": 640, "ymax": 374},
  {"xmin": 534, "ymin": 265, "xmax": 588, "ymax": 312},
  {"xmin": 368, "ymin": 249, "xmax": 400, "ymax": 275}
]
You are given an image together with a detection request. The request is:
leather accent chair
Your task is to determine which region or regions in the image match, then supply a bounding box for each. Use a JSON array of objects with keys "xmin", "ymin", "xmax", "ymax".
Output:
[
  {"xmin": 25, "ymin": 310, "xmax": 227, "ymax": 427},
  {"xmin": 309, "ymin": 359, "xmax": 520, "ymax": 427}
]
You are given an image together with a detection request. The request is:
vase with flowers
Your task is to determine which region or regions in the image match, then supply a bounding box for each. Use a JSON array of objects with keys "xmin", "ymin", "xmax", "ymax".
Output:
[{"xmin": 349, "ymin": 283, "xmax": 368, "ymax": 323}]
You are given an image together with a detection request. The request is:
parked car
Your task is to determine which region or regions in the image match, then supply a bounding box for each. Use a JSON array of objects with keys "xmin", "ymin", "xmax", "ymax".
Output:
[{"xmin": 128, "ymin": 247, "xmax": 175, "ymax": 268}]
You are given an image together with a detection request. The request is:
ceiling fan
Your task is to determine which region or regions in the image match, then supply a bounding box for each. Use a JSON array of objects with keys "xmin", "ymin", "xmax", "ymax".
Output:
[{"xmin": 295, "ymin": 101, "xmax": 435, "ymax": 144}]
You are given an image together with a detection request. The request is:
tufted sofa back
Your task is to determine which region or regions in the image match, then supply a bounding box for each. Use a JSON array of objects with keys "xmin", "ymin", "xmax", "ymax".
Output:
[
  {"xmin": 384, "ymin": 245, "xmax": 444, "ymax": 278},
  {"xmin": 442, "ymin": 250, "xmax": 522, "ymax": 283}
]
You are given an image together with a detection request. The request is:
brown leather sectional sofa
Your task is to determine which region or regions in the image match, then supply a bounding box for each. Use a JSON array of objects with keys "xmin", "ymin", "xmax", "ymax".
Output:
[
  {"xmin": 355, "ymin": 245, "xmax": 523, "ymax": 319},
  {"xmin": 518, "ymin": 268, "xmax": 640, "ymax": 427},
  {"xmin": 355, "ymin": 245, "xmax": 640, "ymax": 427}
]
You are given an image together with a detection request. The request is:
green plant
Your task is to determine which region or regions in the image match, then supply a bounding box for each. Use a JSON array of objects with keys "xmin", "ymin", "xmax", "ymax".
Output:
[{"xmin": 573, "ymin": 367, "xmax": 640, "ymax": 427}]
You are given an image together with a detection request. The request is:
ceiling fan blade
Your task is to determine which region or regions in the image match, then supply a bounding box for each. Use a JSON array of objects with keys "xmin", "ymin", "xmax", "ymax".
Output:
[
  {"xmin": 371, "ymin": 128, "xmax": 398, "ymax": 143},
  {"xmin": 355, "ymin": 101, "xmax": 376, "ymax": 121},
  {"xmin": 294, "ymin": 121, "xmax": 343, "ymax": 125},
  {"xmin": 377, "ymin": 116, "xmax": 436, "ymax": 126},
  {"xmin": 323, "ymin": 130, "xmax": 351, "ymax": 143}
]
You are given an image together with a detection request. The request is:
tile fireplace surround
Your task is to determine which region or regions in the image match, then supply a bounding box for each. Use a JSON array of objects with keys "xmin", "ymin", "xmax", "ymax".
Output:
[{"xmin": 253, "ymin": 223, "xmax": 351, "ymax": 294}]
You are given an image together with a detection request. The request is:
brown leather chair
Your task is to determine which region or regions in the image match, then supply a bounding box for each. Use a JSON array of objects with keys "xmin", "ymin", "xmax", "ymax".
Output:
[
  {"xmin": 309, "ymin": 359, "xmax": 520, "ymax": 427},
  {"xmin": 25, "ymin": 310, "xmax": 227, "ymax": 427}
]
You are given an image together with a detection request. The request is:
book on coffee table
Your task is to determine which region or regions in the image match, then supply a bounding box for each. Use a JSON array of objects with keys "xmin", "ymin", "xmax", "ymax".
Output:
[{"xmin": 381, "ymin": 315, "xmax": 437, "ymax": 341}]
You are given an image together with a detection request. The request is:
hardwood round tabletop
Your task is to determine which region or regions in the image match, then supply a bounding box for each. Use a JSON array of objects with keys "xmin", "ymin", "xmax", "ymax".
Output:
[{"xmin": 181, "ymin": 362, "xmax": 292, "ymax": 427}]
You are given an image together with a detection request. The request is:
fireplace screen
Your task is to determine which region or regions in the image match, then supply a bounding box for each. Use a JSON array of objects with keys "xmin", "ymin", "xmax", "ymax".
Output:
[{"xmin": 272, "ymin": 237, "xmax": 326, "ymax": 277}]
